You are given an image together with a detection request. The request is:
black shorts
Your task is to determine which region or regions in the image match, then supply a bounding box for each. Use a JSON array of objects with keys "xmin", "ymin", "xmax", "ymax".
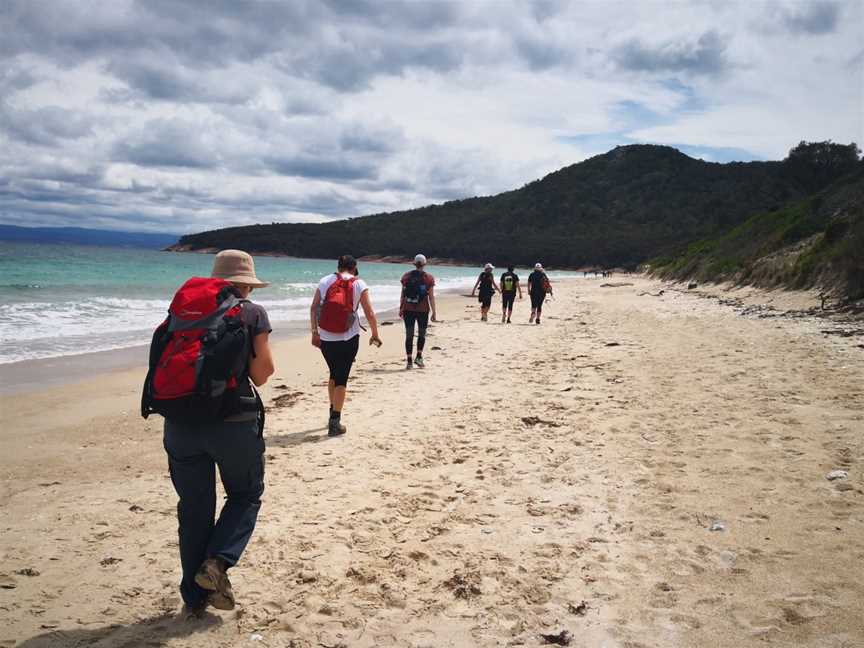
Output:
[
  {"xmin": 530, "ymin": 292, "xmax": 546, "ymax": 310},
  {"xmin": 319, "ymin": 335, "xmax": 360, "ymax": 387},
  {"xmin": 479, "ymin": 293, "xmax": 493, "ymax": 308},
  {"xmin": 502, "ymin": 292, "xmax": 516, "ymax": 310}
]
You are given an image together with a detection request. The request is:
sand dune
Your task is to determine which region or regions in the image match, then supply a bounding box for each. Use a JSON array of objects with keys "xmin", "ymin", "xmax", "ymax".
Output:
[{"xmin": 1, "ymin": 277, "xmax": 862, "ymax": 647}]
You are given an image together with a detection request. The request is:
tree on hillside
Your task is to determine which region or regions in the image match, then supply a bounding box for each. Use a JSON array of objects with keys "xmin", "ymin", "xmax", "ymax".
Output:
[{"xmin": 785, "ymin": 140, "xmax": 861, "ymax": 189}]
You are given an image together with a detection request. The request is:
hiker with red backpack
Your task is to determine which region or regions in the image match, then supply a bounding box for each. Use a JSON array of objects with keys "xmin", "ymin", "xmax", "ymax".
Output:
[
  {"xmin": 310, "ymin": 255, "xmax": 382, "ymax": 436},
  {"xmin": 400, "ymin": 253, "xmax": 437, "ymax": 370},
  {"xmin": 142, "ymin": 249, "xmax": 274, "ymax": 617}
]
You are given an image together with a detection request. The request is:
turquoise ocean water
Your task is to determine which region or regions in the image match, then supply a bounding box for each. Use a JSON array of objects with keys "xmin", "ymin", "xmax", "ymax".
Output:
[{"xmin": 0, "ymin": 242, "xmax": 579, "ymax": 365}]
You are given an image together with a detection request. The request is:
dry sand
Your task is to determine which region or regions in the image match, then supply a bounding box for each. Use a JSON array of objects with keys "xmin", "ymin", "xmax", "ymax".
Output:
[{"xmin": 1, "ymin": 276, "xmax": 862, "ymax": 648}]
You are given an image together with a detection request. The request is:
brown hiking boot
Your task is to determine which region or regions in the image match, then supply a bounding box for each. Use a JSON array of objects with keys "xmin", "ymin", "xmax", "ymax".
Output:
[
  {"xmin": 194, "ymin": 558, "xmax": 235, "ymax": 610},
  {"xmin": 207, "ymin": 591, "xmax": 235, "ymax": 611}
]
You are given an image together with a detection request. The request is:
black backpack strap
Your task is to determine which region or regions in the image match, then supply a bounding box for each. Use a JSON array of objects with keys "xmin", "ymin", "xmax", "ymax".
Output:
[
  {"xmin": 239, "ymin": 302, "xmax": 263, "ymax": 426},
  {"xmin": 141, "ymin": 364, "xmax": 155, "ymax": 419},
  {"xmin": 141, "ymin": 318, "xmax": 171, "ymax": 419},
  {"xmin": 234, "ymin": 300, "xmax": 257, "ymax": 359},
  {"xmin": 251, "ymin": 383, "xmax": 265, "ymax": 435}
]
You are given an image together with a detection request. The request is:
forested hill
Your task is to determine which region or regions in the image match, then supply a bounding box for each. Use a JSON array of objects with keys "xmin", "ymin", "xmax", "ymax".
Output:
[{"xmin": 172, "ymin": 142, "xmax": 860, "ymax": 269}]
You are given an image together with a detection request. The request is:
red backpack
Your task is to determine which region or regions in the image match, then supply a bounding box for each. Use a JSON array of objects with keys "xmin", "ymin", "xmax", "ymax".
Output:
[
  {"xmin": 141, "ymin": 277, "xmax": 261, "ymax": 423},
  {"xmin": 318, "ymin": 274, "xmax": 358, "ymax": 333}
]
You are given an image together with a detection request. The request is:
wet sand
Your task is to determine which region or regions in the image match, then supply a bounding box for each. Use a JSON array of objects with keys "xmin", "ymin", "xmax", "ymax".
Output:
[{"xmin": 1, "ymin": 277, "xmax": 862, "ymax": 647}]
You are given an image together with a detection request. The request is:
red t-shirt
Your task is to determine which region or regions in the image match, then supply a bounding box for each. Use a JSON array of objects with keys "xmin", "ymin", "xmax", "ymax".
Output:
[{"xmin": 400, "ymin": 271, "xmax": 435, "ymax": 313}]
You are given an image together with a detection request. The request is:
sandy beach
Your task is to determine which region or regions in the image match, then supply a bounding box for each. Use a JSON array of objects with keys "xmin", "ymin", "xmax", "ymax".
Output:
[{"xmin": 1, "ymin": 276, "xmax": 862, "ymax": 648}]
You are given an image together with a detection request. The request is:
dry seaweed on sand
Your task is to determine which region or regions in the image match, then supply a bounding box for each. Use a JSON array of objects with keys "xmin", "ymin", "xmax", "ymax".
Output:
[
  {"xmin": 521, "ymin": 416, "xmax": 561, "ymax": 427},
  {"xmin": 442, "ymin": 569, "xmax": 481, "ymax": 600},
  {"xmin": 540, "ymin": 629, "xmax": 573, "ymax": 645},
  {"xmin": 268, "ymin": 391, "xmax": 304, "ymax": 410}
]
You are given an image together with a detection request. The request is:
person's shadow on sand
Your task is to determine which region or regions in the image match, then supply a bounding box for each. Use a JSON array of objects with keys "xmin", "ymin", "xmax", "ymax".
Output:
[
  {"xmin": 267, "ymin": 426, "xmax": 329, "ymax": 447},
  {"xmin": 15, "ymin": 611, "xmax": 221, "ymax": 648}
]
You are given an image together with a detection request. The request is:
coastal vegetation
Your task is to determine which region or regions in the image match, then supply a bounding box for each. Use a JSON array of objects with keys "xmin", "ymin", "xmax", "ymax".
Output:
[{"xmin": 652, "ymin": 159, "xmax": 863, "ymax": 299}]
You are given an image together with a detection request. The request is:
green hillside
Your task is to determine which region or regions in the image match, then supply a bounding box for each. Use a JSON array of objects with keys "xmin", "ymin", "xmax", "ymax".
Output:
[{"xmin": 173, "ymin": 142, "xmax": 859, "ymax": 271}]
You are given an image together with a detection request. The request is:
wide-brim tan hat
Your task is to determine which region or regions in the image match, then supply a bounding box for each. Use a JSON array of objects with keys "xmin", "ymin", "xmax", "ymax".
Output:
[{"xmin": 211, "ymin": 249, "xmax": 270, "ymax": 287}]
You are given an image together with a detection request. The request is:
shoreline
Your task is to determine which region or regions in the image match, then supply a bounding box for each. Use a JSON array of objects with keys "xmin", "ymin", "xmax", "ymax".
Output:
[
  {"xmin": 2, "ymin": 276, "xmax": 851, "ymax": 397},
  {"xmin": 164, "ymin": 244, "xmax": 631, "ymax": 272},
  {"xmin": 0, "ymin": 306, "xmax": 403, "ymax": 396},
  {"xmin": 162, "ymin": 246, "xmax": 471, "ymax": 267},
  {"xmin": 0, "ymin": 280, "xmax": 484, "ymax": 395},
  {"xmin": 3, "ymin": 274, "xmax": 847, "ymax": 396}
]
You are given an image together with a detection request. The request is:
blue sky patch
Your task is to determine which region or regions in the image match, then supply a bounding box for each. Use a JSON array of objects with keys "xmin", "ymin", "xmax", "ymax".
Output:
[{"xmin": 557, "ymin": 132, "xmax": 762, "ymax": 163}]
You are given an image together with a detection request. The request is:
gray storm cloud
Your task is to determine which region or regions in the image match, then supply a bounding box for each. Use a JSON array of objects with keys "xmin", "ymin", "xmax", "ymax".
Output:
[
  {"xmin": 612, "ymin": 31, "xmax": 730, "ymax": 77},
  {"xmin": 779, "ymin": 1, "xmax": 842, "ymax": 35}
]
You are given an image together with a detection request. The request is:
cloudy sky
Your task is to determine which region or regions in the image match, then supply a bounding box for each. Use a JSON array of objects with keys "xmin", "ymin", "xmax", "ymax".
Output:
[{"xmin": 1, "ymin": 0, "xmax": 862, "ymax": 235}]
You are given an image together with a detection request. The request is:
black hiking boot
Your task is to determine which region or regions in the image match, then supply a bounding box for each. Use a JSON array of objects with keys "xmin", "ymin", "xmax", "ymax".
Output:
[{"xmin": 328, "ymin": 416, "xmax": 347, "ymax": 437}]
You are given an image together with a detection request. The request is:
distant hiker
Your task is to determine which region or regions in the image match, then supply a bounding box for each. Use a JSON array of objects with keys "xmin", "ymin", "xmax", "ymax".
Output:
[
  {"xmin": 471, "ymin": 263, "xmax": 499, "ymax": 322},
  {"xmin": 400, "ymin": 253, "xmax": 437, "ymax": 370},
  {"xmin": 528, "ymin": 262, "xmax": 552, "ymax": 324},
  {"xmin": 142, "ymin": 249, "xmax": 275, "ymax": 616},
  {"xmin": 499, "ymin": 265, "xmax": 522, "ymax": 323},
  {"xmin": 310, "ymin": 255, "xmax": 382, "ymax": 436}
]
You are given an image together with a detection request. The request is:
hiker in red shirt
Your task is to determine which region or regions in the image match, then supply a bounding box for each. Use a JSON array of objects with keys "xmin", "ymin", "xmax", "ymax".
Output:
[
  {"xmin": 399, "ymin": 254, "xmax": 437, "ymax": 370},
  {"xmin": 310, "ymin": 255, "xmax": 382, "ymax": 436}
]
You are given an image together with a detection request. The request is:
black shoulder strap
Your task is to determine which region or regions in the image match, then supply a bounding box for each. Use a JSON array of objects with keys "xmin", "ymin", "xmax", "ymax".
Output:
[
  {"xmin": 141, "ymin": 319, "xmax": 171, "ymax": 419},
  {"xmin": 253, "ymin": 383, "xmax": 265, "ymax": 434},
  {"xmin": 238, "ymin": 301, "xmax": 260, "ymax": 359}
]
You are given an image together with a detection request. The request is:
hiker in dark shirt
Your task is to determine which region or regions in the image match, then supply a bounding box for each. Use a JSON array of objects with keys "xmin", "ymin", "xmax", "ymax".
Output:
[
  {"xmin": 156, "ymin": 250, "xmax": 274, "ymax": 617},
  {"xmin": 471, "ymin": 263, "xmax": 499, "ymax": 322},
  {"xmin": 399, "ymin": 253, "xmax": 436, "ymax": 370},
  {"xmin": 499, "ymin": 265, "xmax": 522, "ymax": 323},
  {"xmin": 527, "ymin": 262, "xmax": 551, "ymax": 325}
]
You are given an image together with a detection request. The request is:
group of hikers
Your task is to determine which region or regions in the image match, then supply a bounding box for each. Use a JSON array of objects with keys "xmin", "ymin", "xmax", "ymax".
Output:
[
  {"xmin": 470, "ymin": 261, "xmax": 553, "ymax": 324},
  {"xmin": 141, "ymin": 249, "xmax": 553, "ymax": 616}
]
